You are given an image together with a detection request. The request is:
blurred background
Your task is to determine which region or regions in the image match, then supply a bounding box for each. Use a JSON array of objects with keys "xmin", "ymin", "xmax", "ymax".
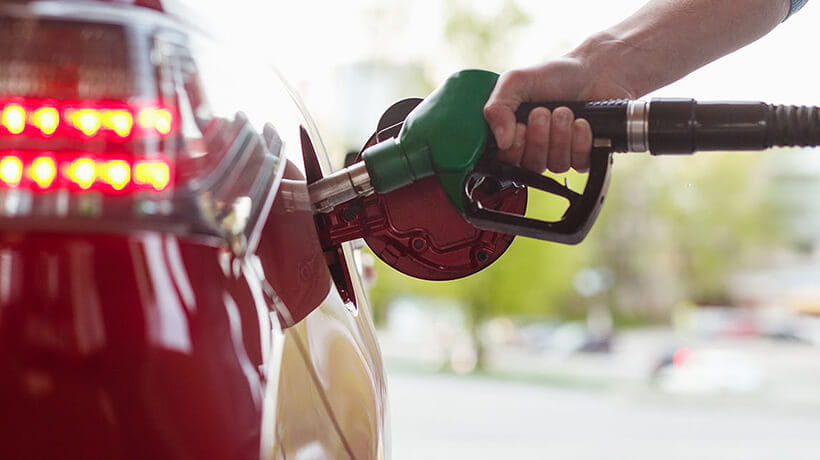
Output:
[{"xmin": 210, "ymin": 1, "xmax": 820, "ymax": 458}]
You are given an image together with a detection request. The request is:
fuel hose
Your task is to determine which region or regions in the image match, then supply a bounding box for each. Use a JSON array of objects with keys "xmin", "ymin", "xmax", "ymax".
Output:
[{"xmin": 516, "ymin": 99, "xmax": 820, "ymax": 154}]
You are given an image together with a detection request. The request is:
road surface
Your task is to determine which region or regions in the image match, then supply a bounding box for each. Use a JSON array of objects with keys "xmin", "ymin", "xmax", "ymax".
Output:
[{"xmin": 388, "ymin": 371, "xmax": 820, "ymax": 460}]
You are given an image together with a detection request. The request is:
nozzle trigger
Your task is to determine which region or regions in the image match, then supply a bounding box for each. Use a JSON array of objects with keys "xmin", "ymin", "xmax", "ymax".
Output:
[{"xmin": 462, "ymin": 146, "xmax": 613, "ymax": 245}]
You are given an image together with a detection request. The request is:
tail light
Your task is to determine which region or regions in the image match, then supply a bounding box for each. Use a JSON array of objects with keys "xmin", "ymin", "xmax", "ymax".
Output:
[
  {"xmin": 0, "ymin": 4, "xmax": 286, "ymax": 251},
  {"xmin": 0, "ymin": 13, "xmax": 175, "ymax": 221},
  {"xmin": 0, "ymin": 98, "xmax": 174, "ymax": 193}
]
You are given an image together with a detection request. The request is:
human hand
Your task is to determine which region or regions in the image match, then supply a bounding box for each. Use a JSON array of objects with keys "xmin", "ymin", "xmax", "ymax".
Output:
[{"xmin": 484, "ymin": 57, "xmax": 633, "ymax": 174}]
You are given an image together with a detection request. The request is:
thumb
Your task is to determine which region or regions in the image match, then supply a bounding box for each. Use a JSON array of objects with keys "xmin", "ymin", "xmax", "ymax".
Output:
[{"xmin": 483, "ymin": 100, "xmax": 517, "ymax": 151}]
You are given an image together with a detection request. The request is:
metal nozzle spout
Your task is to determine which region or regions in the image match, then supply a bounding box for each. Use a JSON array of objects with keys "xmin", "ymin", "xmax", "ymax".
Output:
[{"xmin": 308, "ymin": 161, "xmax": 374, "ymax": 213}]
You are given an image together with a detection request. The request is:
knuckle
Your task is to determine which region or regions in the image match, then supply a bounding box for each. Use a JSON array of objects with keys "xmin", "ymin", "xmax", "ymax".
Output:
[
  {"xmin": 483, "ymin": 105, "xmax": 501, "ymax": 123},
  {"xmin": 502, "ymin": 69, "xmax": 527, "ymax": 86}
]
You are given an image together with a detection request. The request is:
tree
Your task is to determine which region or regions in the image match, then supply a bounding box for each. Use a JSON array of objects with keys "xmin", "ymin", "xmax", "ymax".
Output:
[{"xmin": 587, "ymin": 152, "xmax": 784, "ymax": 319}]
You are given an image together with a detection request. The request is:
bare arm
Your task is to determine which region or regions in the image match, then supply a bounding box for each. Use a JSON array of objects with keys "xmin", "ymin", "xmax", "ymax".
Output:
[
  {"xmin": 484, "ymin": 0, "xmax": 793, "ymax": 173},
  {"xmin": 590, "ymin": 0, "xmax": 790, "ymax": 97}
]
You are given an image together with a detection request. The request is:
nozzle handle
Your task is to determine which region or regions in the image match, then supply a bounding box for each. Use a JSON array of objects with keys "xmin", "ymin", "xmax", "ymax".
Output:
[{"xmin": 516, "ymin": 100, "xmax": 631, "ymax": 151}]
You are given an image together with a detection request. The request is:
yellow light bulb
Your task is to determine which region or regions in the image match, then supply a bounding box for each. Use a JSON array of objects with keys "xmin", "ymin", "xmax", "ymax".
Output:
[
  {"xmin": 137, "ymin": 108, "xmax": 173, "ymax": 135},
  {"xmin": 0, "ymin": 156, "xmax": 23, "ymax": 186},
  {"xmin": 67, "ymin": 158, "xmax": 97, "ymax": 189},
  {"xmin": 32, "ymin": 107, "xmax": 59, "ymax": 136},
  {"xmin": 134, "ymin": 160, "xmax": 170, "ymax": 191},
  {"xmin": 137, "ymin": 108, "xmax": 155, "ymax": 129},
  {"xmin": 2, "ymin": 105, "xmax": 26, "ymax": 135},
  {"xmin": 30, "ymin": 156, "xmax": 57, "ymax": 188},
  {"xmin": 71, "ymin": 109, "xmax": 102, "ymax": 136},
  {"xmin": 102, "ymin": 110, "xmax": 133, "ymax": 137},
  {"xmin": 154, "ymin": 109, "xmax": 173, "ymax": 135},
  {"xmin": 102, "ymin": 160, "xmax": 131, "ymax": 190}
]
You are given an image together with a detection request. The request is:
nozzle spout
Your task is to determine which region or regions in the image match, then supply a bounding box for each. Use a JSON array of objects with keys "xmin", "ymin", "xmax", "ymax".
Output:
[{"xmin": 309, "ymin": 161, "xmax": 373, "ymax": 213}]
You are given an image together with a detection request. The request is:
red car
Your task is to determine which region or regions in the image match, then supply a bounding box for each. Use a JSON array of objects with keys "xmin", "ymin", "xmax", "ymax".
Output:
[{"xmin": 0, "ymin": 1, "xmax": 389, "ymax": 458}]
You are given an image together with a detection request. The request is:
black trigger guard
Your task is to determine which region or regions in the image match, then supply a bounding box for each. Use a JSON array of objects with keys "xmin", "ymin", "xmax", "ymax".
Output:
[{"xmin": 463, "ymin": 146, "xmax": 613, "ymax": 245}]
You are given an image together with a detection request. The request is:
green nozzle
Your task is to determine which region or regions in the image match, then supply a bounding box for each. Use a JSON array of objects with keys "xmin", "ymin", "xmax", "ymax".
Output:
[{"xmin": 362, "ymin": 69, "xmax": 500, "ymax": 212}]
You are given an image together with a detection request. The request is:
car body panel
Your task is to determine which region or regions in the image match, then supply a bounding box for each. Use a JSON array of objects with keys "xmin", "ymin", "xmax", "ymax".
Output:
[
  {"xmin": 290, "ymin": 268, "xmax": 389, "ymax": 458},
  {"xmin": 0, "ymin": 233, "xmax": 270, "ymax": 459},
  {"xmin": 0, "ymin": 1, "xmax": 389, "ymax": 459},
  {"xmin": 271, "ymin": 328, "xmax": 353, "ymax": 460}
]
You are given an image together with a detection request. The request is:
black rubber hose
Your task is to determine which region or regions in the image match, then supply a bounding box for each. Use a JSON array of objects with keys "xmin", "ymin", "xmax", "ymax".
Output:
[
  {"xmin": 769, "ymin": 104, "xmax": 820, "ymax": 148},
  {"xmin": 649, "ymin": 99, "xmax": 820, "ymax": 155}
]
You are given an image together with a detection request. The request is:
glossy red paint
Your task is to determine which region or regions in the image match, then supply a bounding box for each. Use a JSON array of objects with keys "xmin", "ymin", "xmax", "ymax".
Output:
[{"xmin": 0, "ymin": 232, "xmax": 271, "ymax": 459}]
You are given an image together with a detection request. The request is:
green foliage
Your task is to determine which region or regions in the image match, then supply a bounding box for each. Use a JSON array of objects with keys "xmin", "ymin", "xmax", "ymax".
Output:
[{"xmin": 587, "ymin": 152, "xmax": 783, "ymax": 316}]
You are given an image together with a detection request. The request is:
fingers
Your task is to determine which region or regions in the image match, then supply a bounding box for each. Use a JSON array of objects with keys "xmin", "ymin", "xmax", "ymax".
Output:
[
  {"xmin": 502, "ymin": 108, "xmax": 593, "ymax": 174},
  {"xmin": 521, "ymin": 107, "xmax": 549, "ymax": 172},
  {"xmin": 571, "ymin": 118, "xmax": 593, "ymax": 172},
  {"xmin": 486, "ymin": 67, "xmax": 594, "ymax": 173},
  {"xmin": 547, "ymin": 107, "xmax": 573, "ymax": 173}
]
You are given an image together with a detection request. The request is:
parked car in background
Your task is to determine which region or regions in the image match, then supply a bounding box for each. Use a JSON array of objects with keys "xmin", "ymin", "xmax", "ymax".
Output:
[
  {"xmin": 651, "ymin": 346, "xmax": 764, "ymax": 395},
  {"xmin": 0, "ymin": 1, "xmax": 388, "ymax": 458}
]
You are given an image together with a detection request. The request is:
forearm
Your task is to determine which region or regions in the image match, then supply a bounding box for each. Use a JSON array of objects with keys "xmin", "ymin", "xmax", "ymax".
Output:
[{"xmin": 570, "ymin": 0, "xmax": 791, "ymax": 97}]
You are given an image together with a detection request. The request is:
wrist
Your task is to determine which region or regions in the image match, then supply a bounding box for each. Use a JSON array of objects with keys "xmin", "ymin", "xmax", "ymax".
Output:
[{"xmin": 568, "ymin": 31, "xmax": 662, "ymax": 99}]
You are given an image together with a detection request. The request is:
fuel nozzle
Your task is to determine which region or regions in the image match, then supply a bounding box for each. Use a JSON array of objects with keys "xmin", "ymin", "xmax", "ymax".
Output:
[
  {"xmin": 311, "ymin": 69, "xmax": 820, "ymax": 252},
  {"xmin": 310, "ymin": 70, "xmax": 498, "ymax": 215},
  {"xmin": 309, "ymin": 73, "xmax": 527, "ymax": 281}
]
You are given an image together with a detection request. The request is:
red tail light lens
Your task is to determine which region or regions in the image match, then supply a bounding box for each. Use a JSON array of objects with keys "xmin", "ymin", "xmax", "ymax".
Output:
[
  {"xmin": 0, "ymin": 97, "xmax": 175, "ymax": 193},
  {"xmin": 0, "ymin": 152, "xmax": 171, "ymax": 193},
  {"xmin": 0, "ymin": 12, "xmax": 179, "ymax": 206},
  {"xmin": 0, "ymin": 98, "xmax": 174, "ymax": 140}
]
